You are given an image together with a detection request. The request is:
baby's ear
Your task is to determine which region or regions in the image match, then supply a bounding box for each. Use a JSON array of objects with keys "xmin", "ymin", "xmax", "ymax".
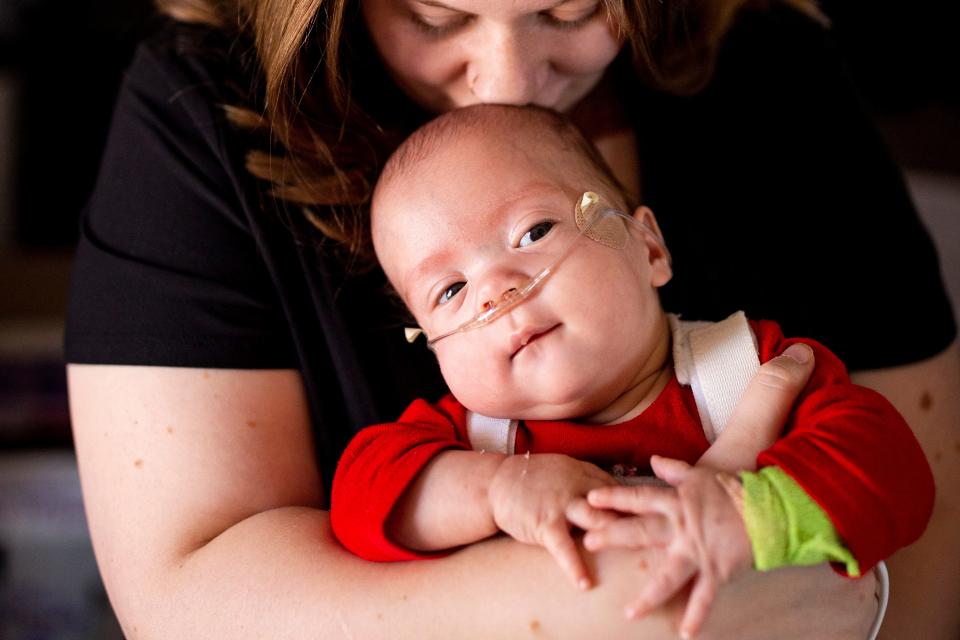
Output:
[{"xmin": 633, "ymin": 206, "xmax": 672, "ymax": 287}]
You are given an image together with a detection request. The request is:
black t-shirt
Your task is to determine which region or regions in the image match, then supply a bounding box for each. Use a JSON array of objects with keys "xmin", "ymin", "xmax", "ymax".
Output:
[{"xmin": 65, "ymin": 10, "xmax": 956, "ymax": 493}]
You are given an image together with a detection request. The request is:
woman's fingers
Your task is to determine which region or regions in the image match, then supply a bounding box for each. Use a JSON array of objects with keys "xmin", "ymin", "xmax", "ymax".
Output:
[
  {"xmin": 582, "ymin": 515, "xmax": 672, "ymax": 551},
  {"xmin": 542, "ymin": 524, "xmax": 593, "ymax": 591}
]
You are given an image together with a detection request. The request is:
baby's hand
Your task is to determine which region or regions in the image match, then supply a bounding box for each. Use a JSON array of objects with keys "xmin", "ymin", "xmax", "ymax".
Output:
[
  {"xmin": 488, "ymin": 453, "xmax": 618, "ymax": 590},
  {"xmin": 583, "ymin": 456, "xmax": 753, "ymax": 639}
]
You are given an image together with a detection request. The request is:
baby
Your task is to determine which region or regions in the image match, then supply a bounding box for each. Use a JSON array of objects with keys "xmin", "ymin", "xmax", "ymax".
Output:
[{"xmin": 331, "ymin": 105, "xmax": 932, "ymax": 637}]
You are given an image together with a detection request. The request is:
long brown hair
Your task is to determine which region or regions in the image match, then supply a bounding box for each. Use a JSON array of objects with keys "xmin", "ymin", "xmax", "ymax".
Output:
[{"xmin": 155, "ymin": 0, "xmax": 824, "ymax": 260}]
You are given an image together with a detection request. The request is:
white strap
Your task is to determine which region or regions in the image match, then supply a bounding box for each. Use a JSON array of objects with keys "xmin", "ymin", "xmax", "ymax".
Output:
[
  {"xmin": 467, "ymin": 311, "xmax": 759, "ymax": 451},
  {"xmin": 465, "ymin": 411, "xmax": 518, "ymax": 454},
  {"xmin": 670, "ymin": 311, "xmax": 760, "ymax": 443},
  {"xmin": 867, "ymin": 561, "xmax": 889, "ymax": 640}
]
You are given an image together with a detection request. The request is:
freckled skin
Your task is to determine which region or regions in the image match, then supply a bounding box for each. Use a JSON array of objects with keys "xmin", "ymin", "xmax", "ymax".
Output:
[
  {"xmin": 920, "ymin": 391, "xmax": 933, "ymax": 411},
  {"xmin": 166, "ymin": 426, "xmax": 174, "ymax": 434},
  {"xmin": 134, "ymin": 459, "xmax": 143, "ymax": 468},
  {"xmin": 529, "ymin": 619, "xmax": 541, "ymax": 633},
  {"xmin": 246, "ymin": 420, "xmax": 257, "ymax": 428}
]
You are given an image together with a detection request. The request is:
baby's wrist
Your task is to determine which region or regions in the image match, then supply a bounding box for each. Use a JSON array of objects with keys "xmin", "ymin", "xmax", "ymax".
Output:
[{"xmin": 714, "ymin": 471, "xmax": 745, "ymax": 516}]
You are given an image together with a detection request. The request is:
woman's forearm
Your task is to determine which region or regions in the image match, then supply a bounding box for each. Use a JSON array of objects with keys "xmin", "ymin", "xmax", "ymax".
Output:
[
  {"xmin": 128, "ymin": 506, "xmax": 874, "ymax": 640},
  {"xmin": 69, "ymin": 364, "xmax": 877, "ymax": 639},
  {"xmin": 851, "ymin": 339, "xmax": 960, "ymax": 639},
  {"xmin": 134, "ymin": 505, "xmax": 679, "ymax": 639}
]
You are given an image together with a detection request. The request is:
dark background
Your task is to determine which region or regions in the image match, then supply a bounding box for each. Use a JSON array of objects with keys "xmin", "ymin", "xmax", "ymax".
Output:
[{"xmin": 0, "ymin": 1, "xmax": 957, "ymax": 638}]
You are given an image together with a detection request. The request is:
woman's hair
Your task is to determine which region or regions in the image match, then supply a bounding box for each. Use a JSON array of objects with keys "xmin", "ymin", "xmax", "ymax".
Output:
[{"xmin": 155, "ymin": 0, "xmax": 824, "ymax": 260}]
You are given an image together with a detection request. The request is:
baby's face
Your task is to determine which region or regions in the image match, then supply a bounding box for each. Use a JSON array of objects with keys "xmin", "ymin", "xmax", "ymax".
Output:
[{"xmin": 373, "ymin": 132, "xmax": 672, "ymax": 421}]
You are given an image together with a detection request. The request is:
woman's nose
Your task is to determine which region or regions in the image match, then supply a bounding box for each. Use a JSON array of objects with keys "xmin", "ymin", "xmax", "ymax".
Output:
[{"xmin": 466, "ymin": 27, "xmax": 547, "ymax": 105}]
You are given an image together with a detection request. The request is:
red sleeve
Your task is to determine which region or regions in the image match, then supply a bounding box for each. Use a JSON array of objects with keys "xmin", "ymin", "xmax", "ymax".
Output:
[
  {"xmin": 750, "ymin": 320, "xmax": 935, "ymax": 573},
  {"xmin": 330, "ymin": 394, "xmax": 471, "ymax": 561}
]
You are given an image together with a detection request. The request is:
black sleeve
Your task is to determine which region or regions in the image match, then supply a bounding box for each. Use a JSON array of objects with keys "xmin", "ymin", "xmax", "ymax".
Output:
[
  {"xmin": 639, "ymin": 7, "xmax": 956, "ymax": 370},
  {"xmin": 65, "ymin": 27, "xmax": 297, "ymax": 368}
]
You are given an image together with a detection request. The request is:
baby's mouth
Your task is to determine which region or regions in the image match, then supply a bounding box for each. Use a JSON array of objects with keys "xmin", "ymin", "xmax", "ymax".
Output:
[{"xmin": 510, "ymin": 324, "xmax": 561, "ymax": 359}]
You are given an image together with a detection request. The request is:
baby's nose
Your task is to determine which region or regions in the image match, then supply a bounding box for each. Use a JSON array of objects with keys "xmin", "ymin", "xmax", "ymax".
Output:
[{"xmin": 481, "ymin": 287, "xmax": 519, "ymax": 313}]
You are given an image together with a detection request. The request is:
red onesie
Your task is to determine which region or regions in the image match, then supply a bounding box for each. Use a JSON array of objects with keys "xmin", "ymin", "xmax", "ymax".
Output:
[{"xmin": 331, "ymin": 320, "xmax": 934, "ymax": 571}]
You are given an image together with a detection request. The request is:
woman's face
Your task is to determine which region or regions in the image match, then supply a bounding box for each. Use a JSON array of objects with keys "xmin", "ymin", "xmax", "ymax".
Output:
[{"xmin": 360, "ymin": 0, "xmax": 622, "ymax": 113}]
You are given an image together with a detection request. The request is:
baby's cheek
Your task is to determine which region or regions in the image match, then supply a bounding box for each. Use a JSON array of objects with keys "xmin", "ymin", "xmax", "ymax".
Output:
[{"xmin": 440, "ymin": 353, "xmax": 520, "ymax": 417}]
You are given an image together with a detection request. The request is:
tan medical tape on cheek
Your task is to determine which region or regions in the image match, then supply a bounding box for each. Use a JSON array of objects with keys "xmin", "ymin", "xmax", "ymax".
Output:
[{"xmin": 575, "ymin": 192, "xmax": 628, "ymax": 249}]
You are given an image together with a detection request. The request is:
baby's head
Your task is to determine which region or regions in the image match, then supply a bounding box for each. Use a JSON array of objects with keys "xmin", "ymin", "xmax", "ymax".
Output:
[{"xmin": 373, "ymin": 105, "xmax": 673, "ymax": 422}]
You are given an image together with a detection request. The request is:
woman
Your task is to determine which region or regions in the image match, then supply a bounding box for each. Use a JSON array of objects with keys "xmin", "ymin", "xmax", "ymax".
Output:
[{"xmin": 66, "ymin": 0, "xmax": 958, "ymax": 637}]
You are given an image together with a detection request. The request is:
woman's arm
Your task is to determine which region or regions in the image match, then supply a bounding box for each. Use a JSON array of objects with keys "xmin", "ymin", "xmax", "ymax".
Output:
[
  {"xmin": 69, "ymin": 363, "xmax": 877, "ymax": 639},
  {"xmin": 851, "ymin": 339, "xmax": 960, "ymax": 640}
]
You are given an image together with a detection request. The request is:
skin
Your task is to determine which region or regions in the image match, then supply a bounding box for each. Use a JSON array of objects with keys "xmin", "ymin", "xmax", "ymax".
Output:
[
  {"xmin": 851, "ymin": 346, "xmax": 960, "ymax": 639},
  {"xmin": 360, "ymin": 0, "xmax": 621, "ymax": 113},
  {"xmin": 66, "ymin": 0, "xmax": 960, "ymax": 635},
  {"xmin": 587, "ymin": 457, "xmax": 754, "ymax": 638},
  {"xmin": 370, "ymin": 115, "xmax": 797, "ymax": 636},
  {"xmin": 373, "ymin": 125, "xmax": 672, "ymax": 422},
  {"xmin": 69, "ymin": 361, "xmax": 880, "ymax": 639},
  {"xmin": 363, "ymin": 2, "xmax": 960, "ymax": 633}
]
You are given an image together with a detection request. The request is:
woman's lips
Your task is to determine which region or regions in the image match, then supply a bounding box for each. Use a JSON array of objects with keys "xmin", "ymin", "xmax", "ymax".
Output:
[{"xmin": 510, "ymin": 324, "xmax": 561, "ymax": 359}]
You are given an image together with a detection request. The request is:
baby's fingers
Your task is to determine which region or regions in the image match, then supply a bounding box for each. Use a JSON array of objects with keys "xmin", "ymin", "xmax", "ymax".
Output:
[
  {"xmin": 678, "ymin": 574, "xmax": 718, "ymax": 639},
  {"xmin": 582, "ymin": 515, "xmax": 672, "ymax": 551},
  {"xmin": 566, "ymin": 497, "xmax": 619, "ymax": 531},
  {"xmin": 626, "ymin": 553, "xmax": 696, "ymax": 620},
  {"xmin": 649, "ymin": 455, "xmax": 692, "ymax": 486},
  {"xmin": 587, "ymin": 484, "xmax": 674, "ymax": 515},
  {"xmin": 542, "ymin": 525, "xmax": 592, "ymax": 591}
]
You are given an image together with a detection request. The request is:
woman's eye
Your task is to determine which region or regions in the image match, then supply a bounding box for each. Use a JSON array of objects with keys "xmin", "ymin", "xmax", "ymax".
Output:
[
  {"xmin": 409, "ymin": 11, "xmax": 472, "ymax": 36},
  {"xmin": 539, "ymin": 2, "xmax": 601, "ymax": 30},
  {"xmin": 438, "ymin": 281, "xmax": 466, "ymax": 305},
  {"xmin": 518, "ymin": 221, "xmax": 556, "ymax": 248}
]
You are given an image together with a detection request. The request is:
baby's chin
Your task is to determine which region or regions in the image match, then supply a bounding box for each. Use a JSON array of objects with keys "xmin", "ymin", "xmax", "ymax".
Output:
[{"xmin": 460, "ymin": 393, "xmax": 603, "ymax": 423}]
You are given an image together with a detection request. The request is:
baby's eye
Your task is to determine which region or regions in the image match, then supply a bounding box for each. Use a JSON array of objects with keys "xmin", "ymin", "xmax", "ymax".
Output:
[
  {"xmin": 438, "ymin": 281, "xmax": 466, "ymax": 306},
  {"xmin": 518, "ymin": 221, "xmax": 556, "ymax": 248}
]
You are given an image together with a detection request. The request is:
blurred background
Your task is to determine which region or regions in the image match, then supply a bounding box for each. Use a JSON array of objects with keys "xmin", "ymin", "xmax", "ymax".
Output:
[{"xmin": 0, "ymin": 1, "xmax": 958, "ymax": 637}]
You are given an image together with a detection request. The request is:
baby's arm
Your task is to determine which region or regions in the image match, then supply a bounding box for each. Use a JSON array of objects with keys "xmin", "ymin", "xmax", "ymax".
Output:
[
  {"xmin": 583, "ymin": 322, "xmax": 934, "ymax": 636},
  {"xmin": 331, "ymin": 396, "xmax": 617, "ymax": 587},
  {"xmin": 696, "ymin": 342, "xmax": 814, "ymax": 472},
  {"xmin": 385, "ymin": 449, "xmax": 505, "ymax": 550},
  {"xmin": 390, "ymin": 448, "xmax": 620, "ymax": 588},
  {"xmin": 331, "ymin": 396, "xmax": 492, "ymax": 560}
]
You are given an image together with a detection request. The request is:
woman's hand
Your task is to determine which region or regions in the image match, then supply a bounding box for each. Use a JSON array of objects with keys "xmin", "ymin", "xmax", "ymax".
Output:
[
  {"xmin": 488, "ymin": 453, "xmax": 618, "ymax": 590},
  {"xmin": 584, "ymin": 456, "xmax": 753, "ymax": 638}
]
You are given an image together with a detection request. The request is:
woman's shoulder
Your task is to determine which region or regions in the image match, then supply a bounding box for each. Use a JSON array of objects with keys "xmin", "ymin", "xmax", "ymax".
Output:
[
  {"xmin": 707, "ymin": 3, "xmax": 842, "ymax": 98},
  {"xmin": 123, "ymin": 18, "xmax": 253, "ymax": 118}
]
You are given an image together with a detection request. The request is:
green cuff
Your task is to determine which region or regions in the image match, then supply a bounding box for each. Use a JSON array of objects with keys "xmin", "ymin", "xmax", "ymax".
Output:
[{"xmin": 740, "ymin": 466, "xmax": 860, "ymax": 576}]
